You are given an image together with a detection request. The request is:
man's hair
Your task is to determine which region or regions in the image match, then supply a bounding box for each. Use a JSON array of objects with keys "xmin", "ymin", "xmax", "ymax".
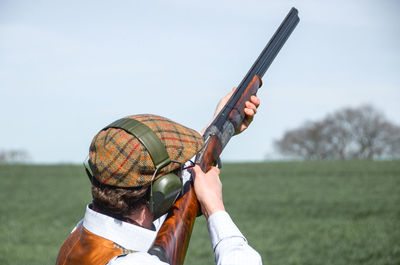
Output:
[{"xmin": 91, "ymin": 184, "xmax": 149, "ymax": 218}]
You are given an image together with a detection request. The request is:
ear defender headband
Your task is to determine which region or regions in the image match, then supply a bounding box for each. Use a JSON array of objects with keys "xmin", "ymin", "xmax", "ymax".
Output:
[{"xmin": 99, "ymin": 118, "xmax": 182, "ymax": 219}]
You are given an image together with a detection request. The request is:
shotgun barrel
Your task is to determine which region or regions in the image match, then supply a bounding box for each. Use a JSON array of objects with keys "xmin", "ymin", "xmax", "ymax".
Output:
[{"xmin": 209, "ymin": 7, "xmax": 299, "ymax": 145}]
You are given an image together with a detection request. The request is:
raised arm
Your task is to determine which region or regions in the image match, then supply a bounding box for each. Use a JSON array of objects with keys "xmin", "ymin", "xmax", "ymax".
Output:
[{"xmin": 192, "ymin": 165, "xmax": 262, "ymax": 265}]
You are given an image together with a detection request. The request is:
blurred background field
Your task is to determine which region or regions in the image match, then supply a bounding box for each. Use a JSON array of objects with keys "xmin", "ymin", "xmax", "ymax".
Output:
[{"xmin": 0, "ymin": 161, "xmax": 399, "ymax": 265}]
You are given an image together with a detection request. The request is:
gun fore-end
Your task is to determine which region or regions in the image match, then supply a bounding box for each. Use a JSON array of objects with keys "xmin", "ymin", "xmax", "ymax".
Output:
[
  {"xmin": 228, "ymin": 75, "xmax": 262, "ymax": 131},
  {"xmin": 195, "ymin": 74, "xmax": 260, "ymax": 170}
]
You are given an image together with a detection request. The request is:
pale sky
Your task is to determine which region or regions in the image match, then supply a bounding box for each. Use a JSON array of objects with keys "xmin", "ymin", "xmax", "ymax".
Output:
[{"xmin": 1, "ymin": 0, "xmax": 399, "ymax": 163}]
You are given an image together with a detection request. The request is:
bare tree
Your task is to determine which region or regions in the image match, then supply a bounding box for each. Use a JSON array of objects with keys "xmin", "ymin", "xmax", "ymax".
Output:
[
  {"xmin": 274, "ymin": 105, "xmax": 400, "ymax": 160},
  {"xmin": 0, "ymin": 149, "xmax": 31, "ymax": 164}
]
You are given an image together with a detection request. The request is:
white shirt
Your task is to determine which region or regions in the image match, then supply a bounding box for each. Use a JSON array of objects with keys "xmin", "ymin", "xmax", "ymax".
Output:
[{"xmin": 78, "ymin": 206, "xmax": 262, "ymax": 265}]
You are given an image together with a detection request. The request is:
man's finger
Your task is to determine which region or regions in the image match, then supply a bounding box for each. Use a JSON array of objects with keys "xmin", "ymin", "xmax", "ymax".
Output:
[
  {"xmin": 208, "ymin": 166, "xmax": 220, "ymax": 175},
  {"xmin": 244, "ymin": 108, "xmax": 255, "ymax": 117},
  {"xmin": 250, "ymin": 95, "xmax": 260, "ymax": 107},
  {"xmin": 245, "ymin": 101, "xmax": 257, "ymax": 114}
]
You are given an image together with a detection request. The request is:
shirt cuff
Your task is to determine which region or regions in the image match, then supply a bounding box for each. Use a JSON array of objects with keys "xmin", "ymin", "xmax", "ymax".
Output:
[{"xmin": 207, "ymin": 211, "xmax": 246, "ymax": 251}]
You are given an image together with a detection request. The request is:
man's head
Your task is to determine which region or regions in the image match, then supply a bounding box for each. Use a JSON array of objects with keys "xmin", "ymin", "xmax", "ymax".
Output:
[{"xmin": 87, "ymin": 114, "xmax": 203, "ymax": 220}]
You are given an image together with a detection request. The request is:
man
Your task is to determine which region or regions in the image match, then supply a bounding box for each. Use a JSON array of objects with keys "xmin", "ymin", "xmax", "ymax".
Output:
[{"xmin": 55, "ymin": 91, "xmax": 262, "ymax": 265}]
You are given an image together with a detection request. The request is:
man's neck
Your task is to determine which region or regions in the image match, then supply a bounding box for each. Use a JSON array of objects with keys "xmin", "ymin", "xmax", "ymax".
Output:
[
  {"xmin": 91, "ymin": 203, "xmax": 154, "ymax": 230},
  {"xmin": 126, "ymin": 206, "xmax": 154, "ymax": 229}
]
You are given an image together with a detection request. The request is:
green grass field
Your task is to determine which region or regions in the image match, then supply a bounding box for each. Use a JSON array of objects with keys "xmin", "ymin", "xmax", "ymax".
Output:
[{"xmin": 0, "ymin": 161, "xmax": 399, "ymax": 265}]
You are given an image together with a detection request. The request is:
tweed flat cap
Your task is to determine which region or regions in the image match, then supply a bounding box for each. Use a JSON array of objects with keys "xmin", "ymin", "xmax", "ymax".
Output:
[{"xmin": 89, "ymin": 114, "xmax": 203, "ymax": 188}]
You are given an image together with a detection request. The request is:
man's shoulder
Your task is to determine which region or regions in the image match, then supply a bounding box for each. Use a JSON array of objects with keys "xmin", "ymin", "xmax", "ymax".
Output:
[{"xmin": 106, "ymin": 252, "xmax": 169, "ymax": 265}]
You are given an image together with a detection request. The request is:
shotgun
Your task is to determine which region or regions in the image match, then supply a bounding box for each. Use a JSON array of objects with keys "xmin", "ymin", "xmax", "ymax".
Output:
[{"xmin": 148, "ymin": 7, "xmax": 300, "ymax": 265}]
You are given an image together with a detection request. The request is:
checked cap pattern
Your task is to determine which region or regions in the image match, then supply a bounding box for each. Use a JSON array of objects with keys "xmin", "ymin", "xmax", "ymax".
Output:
[{"xmin": 89, "ymin": 114, "xmax": 203, "ymax": 188}]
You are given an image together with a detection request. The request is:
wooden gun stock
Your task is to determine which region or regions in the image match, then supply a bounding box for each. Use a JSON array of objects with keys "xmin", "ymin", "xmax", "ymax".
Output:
[{"xmin": 149, "ymin": 7, "xmax": 299, "ymax": 265}]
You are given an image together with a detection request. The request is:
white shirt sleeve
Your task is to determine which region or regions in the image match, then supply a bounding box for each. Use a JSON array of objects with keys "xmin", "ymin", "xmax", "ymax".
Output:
[
  {"xmin": 207, "ymin": 211, "xmax": 262, "ymax": 265},
  {"xmin": 106, "ymin": 252, "xmax": 169, "ymax": 265}
]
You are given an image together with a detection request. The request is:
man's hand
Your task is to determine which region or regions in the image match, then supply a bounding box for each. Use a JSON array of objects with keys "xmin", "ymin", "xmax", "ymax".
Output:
[
  {"xmin": 202, "ymin": 88, "xmax": 260, "ymax": 135},
  {"xmin": 238, "ymin": 94, "xmax": 260, "ymax": 134},
  {"xmin": 192, "ymin": 165, "xmax": 224, "ymax": 219}
]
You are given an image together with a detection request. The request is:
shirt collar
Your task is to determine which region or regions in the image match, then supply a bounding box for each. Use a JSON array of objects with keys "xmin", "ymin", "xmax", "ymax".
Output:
[{"xmin": 82, "ymin": 205, "xmax": 156, "ymax": 252}]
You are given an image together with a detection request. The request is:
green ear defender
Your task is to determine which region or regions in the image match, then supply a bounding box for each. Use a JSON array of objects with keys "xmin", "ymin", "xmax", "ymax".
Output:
[
  {"xmin": 149, "ymin": 173, "xmax": 182, "ymax": 219},
  {"xmin": 103, "ymin": 118, "xmax": 183, "ymax": 219}
]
